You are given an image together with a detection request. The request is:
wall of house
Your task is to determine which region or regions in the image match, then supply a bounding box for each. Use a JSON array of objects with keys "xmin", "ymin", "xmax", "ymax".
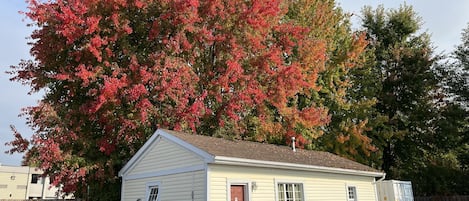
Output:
[
  {"xmin": 0, "ymin": 165, "xmax": 69, "ymax": 200},
  {"xmin": 122, "ymin": 136, "xmax": 208, "ymax": 201},
  {"xmin": 208, "ymin": 164, "xmax": 377, "ymax": 201},
  {"xmin": 127, "ymin": 136, "xmax": 205, "ymax": 176},
  {"xmin": 0, "ymin": 166, "xmax": 29, "ymax": 200},
  {"xmin": 122, "ymin": 170, "xmax": 206, "ymax": 201}
]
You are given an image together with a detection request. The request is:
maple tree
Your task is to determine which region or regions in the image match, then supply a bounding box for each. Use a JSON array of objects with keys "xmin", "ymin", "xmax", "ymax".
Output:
[
  {"xmin": 289, "ymin": 0, "xmax": 377, "ymax": 165},
  {"xmin": 6, "ymin": 0, "xmax": 371, "ymax": 199}
]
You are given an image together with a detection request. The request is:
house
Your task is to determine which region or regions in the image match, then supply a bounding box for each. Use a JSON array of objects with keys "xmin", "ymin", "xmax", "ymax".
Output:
[
  {"xmin": 119, "ymin": 129, "xmax": 385, "ymax": 201},
  {"xmin": 0, "ymin": 164, "xmax": 67, "ymax": 200}
]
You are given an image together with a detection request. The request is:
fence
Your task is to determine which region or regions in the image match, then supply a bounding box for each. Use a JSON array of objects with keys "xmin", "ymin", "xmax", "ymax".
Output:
[{"xmin": 415, "ymin": 196, "xmax": 469, "ymax": 201}]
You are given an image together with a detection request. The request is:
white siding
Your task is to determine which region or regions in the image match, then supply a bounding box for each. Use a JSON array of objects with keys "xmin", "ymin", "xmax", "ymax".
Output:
[
  {"xmin": 209, "ymin": 164, "xmax": 377, "ymax": 201},
  {"xmin": 127, "ymin": 137, "xmax": 205, "ymax": 175},
  {"xmin": 122, "ymin": 136, "xmax": 208, "ymax": 201},
  {"xmin": 123, "ymin": 170, "xmax": 206, "ymax": 201}
]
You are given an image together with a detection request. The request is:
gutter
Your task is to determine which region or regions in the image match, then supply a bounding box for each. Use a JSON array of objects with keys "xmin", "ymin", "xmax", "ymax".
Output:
[
  {"xmin": 374, "ymin": 174, "xmax": 386, "ymax": 183},
  {"xmin": 213, "ymin": 156, "xmax": 385, "ymax": 177},
  {"xmin": 373, "ymin": 173, "xmax": 387, "ymax": 201}
]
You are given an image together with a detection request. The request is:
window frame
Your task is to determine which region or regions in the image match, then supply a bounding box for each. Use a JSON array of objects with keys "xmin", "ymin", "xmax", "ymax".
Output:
[
  {"xmin": 275, "ymin": 180, "xmax": 305, "ymax": 201},
  {"xmin": 145, "ymin": 181, "xmax": 161, "ymax": 201},
  {"xmin": 346, "ymin": 185, "xmax": 358, "ymax": 201},
  {"xmin": 31, "ymin": 174, "xmax": 40, "ymax": 184}
]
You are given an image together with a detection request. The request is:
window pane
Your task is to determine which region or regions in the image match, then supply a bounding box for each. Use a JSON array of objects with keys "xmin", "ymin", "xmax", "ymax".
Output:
[
  {"xmin": 286, "ymin": 184, "xmax": 293, "ymax": 201},
  {"xmin": 294, "ymin": 184, "xmax": 303, "ymax": 201},
  {"xmin": 148, "ymin": 186, "xmax": 159, "ymax": 201},
  {"xmin": 31, "ymin": 174, "xmax": 39, "ymax": 184},
  {"xmin": 348, "ymin": 186, "xmax": 357, "ymax": 201},
  {"xmin": 278, "ymin": 184, "xmax": 285, "ymax": 201},
  {"xmin": 278, "ymin": 183, "xmax": 303, "ymax": 201}
]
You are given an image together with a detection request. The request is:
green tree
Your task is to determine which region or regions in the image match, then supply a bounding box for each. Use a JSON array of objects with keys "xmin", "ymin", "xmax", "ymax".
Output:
[
  {"xmin": 424, "ymin": 23, "xmax": 469, "ymax": 196},
  {"xmin": 443, "ymin": 22, "xmax": 469, "ymax": 195},
  {"xmin": 283, "ymin": 0, "xmax": 380, "ymax": 166},
  {"xmin": 450, "ymin": 23, "xmax": 469, "ymax": 105},
  {"xmin": 360, "ymin": 4, "xmax": 439, "ymax": 178}
]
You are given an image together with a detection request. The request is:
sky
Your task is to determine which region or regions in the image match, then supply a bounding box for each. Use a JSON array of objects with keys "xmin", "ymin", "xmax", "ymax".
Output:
[{"xmin": 0, "ymin": 1, "xmax": 468, "ymax": 166}]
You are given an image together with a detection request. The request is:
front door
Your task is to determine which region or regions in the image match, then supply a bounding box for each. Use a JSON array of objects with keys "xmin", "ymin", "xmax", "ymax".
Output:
[{"xmin": 230, "ymin": 185, "xmax": 245, "ymax": 201}]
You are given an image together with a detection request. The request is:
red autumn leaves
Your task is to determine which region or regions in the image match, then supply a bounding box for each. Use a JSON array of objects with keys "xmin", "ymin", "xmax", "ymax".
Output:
[{"xmin": 8, "ymin": 0, "xmax": 366, "ymax": 194}]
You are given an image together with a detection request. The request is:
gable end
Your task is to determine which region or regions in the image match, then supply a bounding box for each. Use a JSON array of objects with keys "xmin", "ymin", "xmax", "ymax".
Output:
[{"xmin": 118, "ymin": 129, "xmax": 214, "ymax": 178}]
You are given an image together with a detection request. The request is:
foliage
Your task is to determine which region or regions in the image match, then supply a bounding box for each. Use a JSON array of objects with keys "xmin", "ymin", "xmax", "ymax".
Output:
[
  {"xmin": 360, "ymin": 4, "xmax": 439, "ymax": 177},
  {"xmin": 358, "ymin": 6, "xmax": 468, "ymax": 196},
  {"xmin": 419, "ymin": 23, "xmax": 469, "ymax": 196},
  {"xmin": 6, "ymin": 0, "xmax": 367, "ymax": 199},
  {"xmin": 450, "ymin": 23, "xmax": 469, "ymax": 105},
  {"xmin": 284, "ymin": 0, "xmax": 377, "ymax": 165}
]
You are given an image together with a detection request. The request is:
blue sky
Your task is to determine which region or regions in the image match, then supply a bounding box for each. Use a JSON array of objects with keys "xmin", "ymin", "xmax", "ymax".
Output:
[
  {"xmin": 1, "ymin": 1, "xmax": 468, "ymax": 166},
  {"xmin": 0, "ymin": 1, "xmax": 40, "ymax": 166}
]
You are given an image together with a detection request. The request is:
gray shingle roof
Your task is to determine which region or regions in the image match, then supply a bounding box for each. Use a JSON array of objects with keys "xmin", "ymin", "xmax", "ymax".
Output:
[{"xmin": 161, "ymin": 129, "xmax": 381, "ymax": 173}]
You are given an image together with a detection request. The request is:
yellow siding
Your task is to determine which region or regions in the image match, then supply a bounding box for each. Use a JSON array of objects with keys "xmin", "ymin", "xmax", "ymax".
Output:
[
  {"xmin": 123, "ymin": 170, "xmax": 206, "ymax": 201},
  {"xmin": 128, "ymin": 137, "xmax": 205, "ymax": 175},
  {"xmin": 209, "ymin": 164, "xmax": 377, "ymax": 201},
  {"xmin": 0, "ymin": 171, "xmax": 28, "ymax": 199}
]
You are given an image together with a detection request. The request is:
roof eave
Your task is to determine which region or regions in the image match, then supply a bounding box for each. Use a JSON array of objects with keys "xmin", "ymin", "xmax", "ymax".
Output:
[{"xmin": 213, "ymin": 156, "xmax": 385, "ymax": 177}]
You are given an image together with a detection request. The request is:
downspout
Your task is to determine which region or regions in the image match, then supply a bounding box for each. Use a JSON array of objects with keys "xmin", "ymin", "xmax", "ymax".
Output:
[
  {"xmin": 41, "ymin": 175, "xmax": 47, "ymax": 199},
  {"xmin": 373, "ymin": 173, "xmax": 386, "ymax": 201}
]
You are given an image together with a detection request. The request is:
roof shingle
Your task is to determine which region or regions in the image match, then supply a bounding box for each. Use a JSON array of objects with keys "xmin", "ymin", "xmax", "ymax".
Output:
[{"xmin": 161, "ymin": 129, "xmax": 380, "ymax": 173}]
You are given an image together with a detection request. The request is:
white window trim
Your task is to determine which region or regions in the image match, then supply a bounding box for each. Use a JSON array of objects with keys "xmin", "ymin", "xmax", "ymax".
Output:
[
  {"xmin": 346, "ymin": 184, "xmax": 358, "ymax": 201},
  {"xmin": 227, "ymin": 179, "xmax": 252, "ymax": 201},
  {"xmin": 275, "ymin": 179, "xmax": 306, "ymax": 201},
  {"xmin": 146, "ymin": 181, "xmax": 161, "ymax": 201}
]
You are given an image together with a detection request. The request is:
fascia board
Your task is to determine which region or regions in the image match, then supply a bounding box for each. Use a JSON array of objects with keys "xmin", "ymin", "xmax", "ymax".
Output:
[{"xmin": 213, "ymin": 156, "xmax": 385, "ymax": 177}]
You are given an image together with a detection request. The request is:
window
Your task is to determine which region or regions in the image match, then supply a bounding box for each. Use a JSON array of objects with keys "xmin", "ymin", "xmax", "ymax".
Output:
[
  {"xmin": 397, "ymin": 183, "xmax": 413, "ymax": 201},
  {"xmin": 347, "ymin": 186, "xmax": 357, "ymax": 201},
  {"xmin": 31, "ymin": 174, "xmax": 39, "ymax": 184},
  {"xmin": 147, "ymin": 185, "xmax": 159, "ymax": 201},
  {"xmin": 277, "ymin": 183, "xmax": 303, "ymax": 201}
]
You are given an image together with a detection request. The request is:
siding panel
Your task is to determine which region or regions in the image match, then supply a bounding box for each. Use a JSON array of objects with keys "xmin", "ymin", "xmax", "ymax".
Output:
[
  {"xmin": 123, "ymin": 170, "xmax": 205, "ymax": 201},
  {"xmin": 209, "ymin": 164, "xmax": 377, "ymax": 201},
  {"xmin": 128, "ymin": 137, "xmax": 204, "ymax": 175}
]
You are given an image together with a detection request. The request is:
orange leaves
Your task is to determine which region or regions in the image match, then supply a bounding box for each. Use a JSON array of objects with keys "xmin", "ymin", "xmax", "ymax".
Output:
[{"xmin": 336, "ymin": 119, "xmax": 377, "ymax": 156}]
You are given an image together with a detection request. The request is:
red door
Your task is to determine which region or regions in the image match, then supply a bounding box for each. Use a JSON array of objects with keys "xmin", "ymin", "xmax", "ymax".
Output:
[{"xmin": 230, "ymin": 185, "xmax": 245, "ymax": 201}]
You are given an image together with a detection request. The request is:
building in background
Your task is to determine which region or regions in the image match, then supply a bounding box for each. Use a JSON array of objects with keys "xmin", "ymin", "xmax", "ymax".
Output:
[{"xmin": 0, "ymin": 164, "xmax": 70, "ymax": 200}]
